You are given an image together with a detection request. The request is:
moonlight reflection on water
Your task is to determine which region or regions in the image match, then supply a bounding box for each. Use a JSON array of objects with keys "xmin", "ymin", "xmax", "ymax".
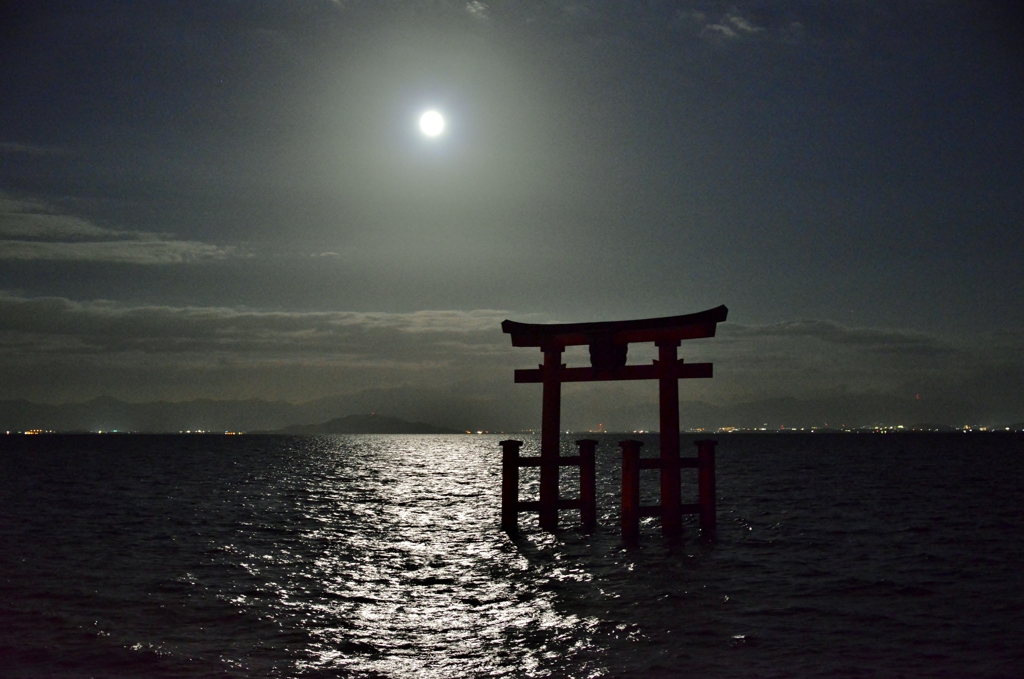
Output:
[{"xmin": 272, "ymin": 436, "xmax": 601, "ymax": 677}]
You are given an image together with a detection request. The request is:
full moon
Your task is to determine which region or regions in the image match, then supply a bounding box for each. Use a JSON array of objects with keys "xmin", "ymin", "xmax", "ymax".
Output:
[{"xmin": 419, "ymin": 110, "xmax": 445, "ymax": 137}]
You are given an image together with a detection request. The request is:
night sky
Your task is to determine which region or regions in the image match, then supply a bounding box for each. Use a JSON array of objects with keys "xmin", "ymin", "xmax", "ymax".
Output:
[{"xmin": 1, "ymin": 1, "xmax": 1022, "ymax": 430}]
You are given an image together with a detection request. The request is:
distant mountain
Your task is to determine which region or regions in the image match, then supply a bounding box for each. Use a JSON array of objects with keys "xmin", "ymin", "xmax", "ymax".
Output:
[
  {"xmin": 0, "ymin": 395, "xmax": 472, "ymax": 433},
  {"xmin": 271, "ymin": 414, "xmax": 461, "ymax": 435}
]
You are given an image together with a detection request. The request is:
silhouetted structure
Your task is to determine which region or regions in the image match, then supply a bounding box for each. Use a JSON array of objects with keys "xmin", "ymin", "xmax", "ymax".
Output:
[{"xmin": 500, "ymin": 305, "xmax": 728, "ymax": 541}]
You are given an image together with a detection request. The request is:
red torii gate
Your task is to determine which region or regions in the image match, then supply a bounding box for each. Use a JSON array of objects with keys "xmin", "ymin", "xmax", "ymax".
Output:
[{"xmin": 500, "ymin": 305, "xmax": 728, "ymax": 539}]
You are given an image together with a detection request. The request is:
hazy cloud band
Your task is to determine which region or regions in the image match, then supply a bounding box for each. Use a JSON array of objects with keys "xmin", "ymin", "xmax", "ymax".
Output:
[{"xmin": 1, "ymin": 293, "xmax": 1021, "ymax": 427}]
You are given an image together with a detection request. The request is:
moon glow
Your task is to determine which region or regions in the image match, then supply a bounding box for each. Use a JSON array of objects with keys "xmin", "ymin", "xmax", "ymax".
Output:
[{"xmin": 419, "ymin": 110, "xmax": 445, "ymax": 137}]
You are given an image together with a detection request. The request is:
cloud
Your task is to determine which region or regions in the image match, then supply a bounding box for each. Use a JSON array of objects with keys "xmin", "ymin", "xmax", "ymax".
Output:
[
  {"xmin": 0, "ymin": 239, "xmax": 242, "ymax": 264},
  {"xmin": 465, "ymin": 1, "xmax": 490, "ymax": 23},
  {"xmin": 701, "ymin": 22, "xmax": 737, "ymax": 40},
  {"xmin": 0, "ymin": 195, "xmax": 244, "ymax": 264},
  {"xmin": 720, "ymin": 320, "xmax": 955, "ymax": 354},
  {"xmin": 0, "ymin": 209, "xmax": 125, "ymax": 242},
  {"xmin": 705, "ymin": 320, "xmax": 1021, "ymax": 405},
  {"xmin": 699, "ymin": 12, "xmax": 765, "ymax": 42},
  {"xmin": 0, "ymin": 141, "xmax": 69, "ymax": 156},
  {"xmin": 673, "ymin": 6, "xmax": 802, "ymax": 46},
  {"xmin": 0, "ymin": 293, "xmax": 512, "ymax": 360},
  {"xmin": 727, "ymin": 13, "xmax": 764, "ymax": 34},
  {"xmin": 0, "ymin": 293, "xmax": 525, "ymax": 403}
]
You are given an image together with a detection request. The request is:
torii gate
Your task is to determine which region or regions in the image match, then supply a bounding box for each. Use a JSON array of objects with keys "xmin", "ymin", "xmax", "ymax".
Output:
[{"xmin": 499, "ymin": 305, "xmax": 728, "ymax": 540}]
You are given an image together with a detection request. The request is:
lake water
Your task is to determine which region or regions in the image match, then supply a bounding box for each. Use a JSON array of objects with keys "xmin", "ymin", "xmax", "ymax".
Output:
[{"xmin": 1, "ymin": 433, "xmax": 1022, "ymax": 678}]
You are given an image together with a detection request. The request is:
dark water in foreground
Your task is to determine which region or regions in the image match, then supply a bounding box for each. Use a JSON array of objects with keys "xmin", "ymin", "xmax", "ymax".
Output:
[{"xmin": 1, "ymin": 433, "xmax": 1022, "ymax": 678}]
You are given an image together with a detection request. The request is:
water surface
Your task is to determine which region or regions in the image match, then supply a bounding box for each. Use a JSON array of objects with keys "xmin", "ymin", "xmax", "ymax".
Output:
[{"xmin": 1, "ymin": 433, "xmax": 1022, "ymax": 677}]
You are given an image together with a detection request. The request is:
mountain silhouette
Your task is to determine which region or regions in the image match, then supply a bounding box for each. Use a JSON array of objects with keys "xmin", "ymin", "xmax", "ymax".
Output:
[{"xmin": 271, "ymin": 414, "xmax": 461, "ymax": 435}]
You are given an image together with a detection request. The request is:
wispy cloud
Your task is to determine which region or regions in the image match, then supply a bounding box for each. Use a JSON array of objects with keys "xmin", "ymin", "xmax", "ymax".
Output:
[
  {"xmin": 0, "ymin": 195, "xmax": 244, "ymax": 264},
  {"xmin": 0, "ymin": 141, "xmax": 69, "ymax": 156},
  {"xmin": 699, "ymin": 11, "xmax": 765, "ymax": 42},
  {"xmin": 726, "ymin": 13, "xmax": 764, "ymax": 35},
  {"xmin": 674, "ymin": 6, "xmax": 805, "ymax": 46},
  {"xmin": 0, "ymin": 239, "xmax": 243, "ymax": 264},
  {"xmin": 465, "ymin": 1, "xmax": 490, "ymax": 23},
  {"xmin": 0, "ymin": 208, "xmax": 126, "ymax": 242}
]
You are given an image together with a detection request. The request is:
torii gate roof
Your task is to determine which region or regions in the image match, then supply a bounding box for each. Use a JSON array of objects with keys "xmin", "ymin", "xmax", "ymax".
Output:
[{"xmin": 501, "ymin": 305, "xmax": 728, "ymax": 347}]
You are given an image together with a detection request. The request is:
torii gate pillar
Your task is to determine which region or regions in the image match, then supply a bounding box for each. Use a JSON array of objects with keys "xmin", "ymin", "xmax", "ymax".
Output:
[
  {"xmin": 539, "ymin": 344, "xmax": 563, "ymax": 532},
  {"xmin": 658, "ymin": 339, "xmax": 682, "ymax": 537}
]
